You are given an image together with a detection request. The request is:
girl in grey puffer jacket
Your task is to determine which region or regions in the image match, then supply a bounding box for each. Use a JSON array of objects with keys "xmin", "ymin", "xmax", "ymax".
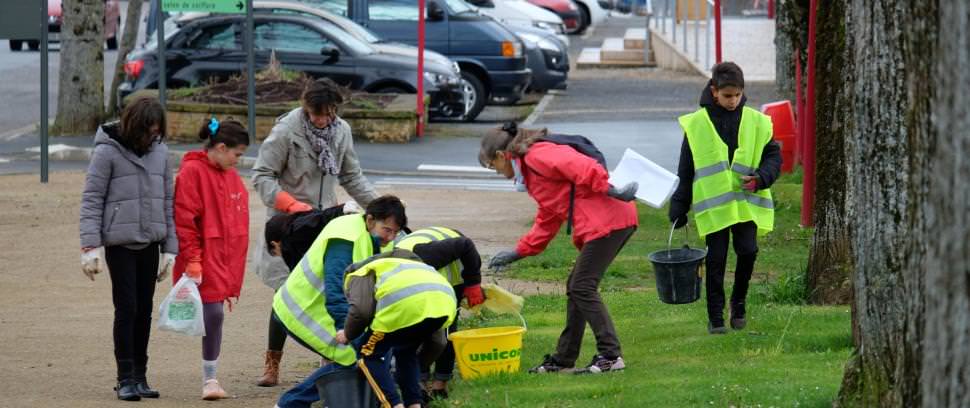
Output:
[{"xmin": 79, "ymin": 96, "xmax": 177, "ymax": 402}]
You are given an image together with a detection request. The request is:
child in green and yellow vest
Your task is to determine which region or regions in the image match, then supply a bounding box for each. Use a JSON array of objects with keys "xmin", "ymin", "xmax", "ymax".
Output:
[{"xmin": 669, "ymin": 62, "xmax": 783, "ymax": 334}]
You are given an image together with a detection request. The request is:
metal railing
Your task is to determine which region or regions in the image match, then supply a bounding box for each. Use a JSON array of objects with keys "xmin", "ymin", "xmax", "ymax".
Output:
[{"xmin": 651, "ymin": 0, "xmax": 715, "ymax": 69}]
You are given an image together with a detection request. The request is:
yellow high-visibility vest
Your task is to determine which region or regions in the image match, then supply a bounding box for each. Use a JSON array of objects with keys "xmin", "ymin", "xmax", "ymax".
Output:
[
  {"xmin": 344, "ymin": 257, "xmax": 456, "ymax": 333},
  {"xmin": 394, "ymin": 227, "xmax": 464, "ymax": 286},
  {"xmin": 679, "ymin": 106, "xmax": 775, "ymax": 237},
  {"xmin": 272, "ymin": 214, "xmax": 376, "ymax": 365}
]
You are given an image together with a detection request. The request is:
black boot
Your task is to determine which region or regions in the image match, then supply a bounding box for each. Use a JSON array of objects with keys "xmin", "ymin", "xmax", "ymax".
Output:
[
  {"xmin": 730, "ymin": 253, "xmax": 756, "ymax": 330},
  {"xmin": 133, "ymin": 362, "xmax": 160, "ymax": 398},
  {"xmin": 115, "ymin": 359, "xmax": 141, "ymax": 401}
]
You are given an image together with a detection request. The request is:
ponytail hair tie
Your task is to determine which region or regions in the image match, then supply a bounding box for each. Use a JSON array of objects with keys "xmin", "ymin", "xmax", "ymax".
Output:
[
  {"xmin": 501, "ymin": 121, "xmax": 518, "ymax": 137},
  {"xmin": 208, "ymin": 117, "xmax": 220, "ymax": 136}
]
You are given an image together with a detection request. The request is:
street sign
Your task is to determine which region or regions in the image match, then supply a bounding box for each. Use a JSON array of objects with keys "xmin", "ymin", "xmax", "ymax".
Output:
[
  {"xmin": 162, "ymin": 0, "xmax": 247, "ymax": 13},
  {"xmin": 0, "ymin": 0, "xmax": 42, "ymax": 39}
]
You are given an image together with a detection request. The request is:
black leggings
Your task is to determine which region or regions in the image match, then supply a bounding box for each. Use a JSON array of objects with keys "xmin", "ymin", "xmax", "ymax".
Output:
[
  {"xmin": 267, "ymin": 309, "xmax": 288, "ymax": 352},
  {"xmin": 105, "ymin": 243, "xmax": 160, "ymax": 381}
]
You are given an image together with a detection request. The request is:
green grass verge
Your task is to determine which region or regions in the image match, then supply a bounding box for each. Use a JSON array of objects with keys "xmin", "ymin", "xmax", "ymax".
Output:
[
  {"xmin": 431, "ymin": 178, "xmax": 849, "ymax": 407},
  {"xmin": 505, "ymin": 181, "xmax": 813, "ymax": 296},
  {"xmin": 438, "ymin": 293, "xmax": 851, "ymax": 407}
]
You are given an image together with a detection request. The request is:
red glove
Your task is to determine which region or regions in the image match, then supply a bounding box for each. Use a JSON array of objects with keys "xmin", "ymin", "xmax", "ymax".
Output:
[
  {"xmin": 275, "ymin": 191, "xmax": 313, "ymax": 213},
  {"xmin": 740, "ymin": 175, "xmax": 759, "ymax": 192},
  {"xmin": 463, "ymin": 284, "xmax": 485, "ymax": 307},
  {"xmin": 185, "ymin": 258, "xmax": 203, "ymax": 285}
]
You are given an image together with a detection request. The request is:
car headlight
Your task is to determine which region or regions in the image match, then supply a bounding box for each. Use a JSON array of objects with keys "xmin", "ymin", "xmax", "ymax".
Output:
[
  {"xmin": 452, "ymin": 62, "xmax": 461, "ymax": 75},
  {"xmin": 425, "ymin": 72, "xmax": 460, "ymax": 86},
  {"xmin": 534, "ymin": 21, "xmax": 552, "ymax": 31},
  {"xmin": 517, "ymin": 32, "xmax": 561, "ymax": 53}
]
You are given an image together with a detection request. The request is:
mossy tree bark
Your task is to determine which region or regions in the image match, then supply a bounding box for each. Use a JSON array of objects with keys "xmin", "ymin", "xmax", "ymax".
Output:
[
  {"xmin": 921, "ymin": 2, "xmax": 970, "ymax": 406},
  {"xmin": 53, "ymin": 0, "xmax": 104, "ymax": 135},
  {"xmin": 106, "ymin": 0, "xmax": 143, "ymax": 117},
  {"xmin": 835, "ymin": 1, "xmax": 937, "ymax": 406}
]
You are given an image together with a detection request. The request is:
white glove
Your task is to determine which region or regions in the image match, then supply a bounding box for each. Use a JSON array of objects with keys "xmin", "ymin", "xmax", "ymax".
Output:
[
  {"xmin": 342, "ymin": 201, "xmax": 363, "ymax": 214},
  {"xmin": 157, "ymin": 253, "xmax": 175, "ymax": 282},
  {"xmin": 81, "ymin": 248, "xmax": 105, "ymax": 281}
]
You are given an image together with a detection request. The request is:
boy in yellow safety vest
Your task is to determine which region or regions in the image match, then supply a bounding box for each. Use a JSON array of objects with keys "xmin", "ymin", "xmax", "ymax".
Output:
[
  {"xmin": 668, "ymin": 62, "xmax": 783, "ymax": 334},
  {"xmin": 339, "ymin": 250, "xmax": 458, "ymax": 408}
]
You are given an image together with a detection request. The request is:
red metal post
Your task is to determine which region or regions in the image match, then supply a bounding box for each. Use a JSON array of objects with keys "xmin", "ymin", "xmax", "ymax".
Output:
[
  {"xmin": 794, "ymin": 48, "xmax": 803, "ymax": 165},
  {"xmin": 714, "ymin": 0, "xmax": 722, "ymax": 63},
  {"xmin": 768, "ymin": 0, "xmax": 775, "ymax": 19},
  {"xmin": 416, "ymin": 0, "xmax": 426, "ymax": 137},
  {"xmin": 801, "ymin": 0, "xmax": 817, "ymax": 227}
]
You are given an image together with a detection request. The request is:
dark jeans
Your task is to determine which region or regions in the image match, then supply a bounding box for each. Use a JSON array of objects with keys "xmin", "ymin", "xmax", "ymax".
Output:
[
  {"xmin": 704, "ymin": 221, "xmax": 759, "ymax": 325},
  {"xmin": 359, "ymin": 317, "xmax": 448, "ymax": 407},
  {"xmin": 552, "ymin": 226, "xmax": 635, "ymax": 367},
  {"xmin": 422, "ymin": 286, "xmax": 463, "ymax": 382},
  {"xmin": 105, "ymin": 243, "xmax": 160, "ymax": 382}
]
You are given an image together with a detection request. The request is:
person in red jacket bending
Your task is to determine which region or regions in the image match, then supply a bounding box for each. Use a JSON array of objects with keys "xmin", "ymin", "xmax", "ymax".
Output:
[
  {"xmin": 478, "ymin": 122, "xmax": 639, "ymax": 375},
  {"xmin": 172, "ymin": 118, "xmax": 250, "ymax": 400}
]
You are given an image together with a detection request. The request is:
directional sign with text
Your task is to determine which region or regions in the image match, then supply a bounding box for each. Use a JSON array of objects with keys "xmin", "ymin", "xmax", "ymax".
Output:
[{"xmin": 162, "ymin": 0, "xmax": 247, "ymax": 13}]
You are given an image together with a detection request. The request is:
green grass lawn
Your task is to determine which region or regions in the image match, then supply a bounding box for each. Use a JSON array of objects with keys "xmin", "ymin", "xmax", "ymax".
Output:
[{"xmin": 435, "ymin": 177, "xmax": 851, "ymax": 407}]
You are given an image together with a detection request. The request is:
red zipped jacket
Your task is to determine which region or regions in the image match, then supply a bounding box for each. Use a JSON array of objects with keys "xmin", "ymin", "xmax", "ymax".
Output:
[
  {"xmin": 173, "ymin": 151, "xmax": 249, "ymax": 303},
  {"xmin": 516, "ymin": 142, "xmax": 638, "ymax": 256}
]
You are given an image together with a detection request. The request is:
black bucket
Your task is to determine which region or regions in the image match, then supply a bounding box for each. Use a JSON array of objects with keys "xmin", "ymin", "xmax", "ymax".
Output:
[
  {"xmin": 647, "ymin": 223, "xmax": 707, "ymax": 304},
  {"xmin": 315, "ymin": 365, "xmax": 380, "ymax": 408}
]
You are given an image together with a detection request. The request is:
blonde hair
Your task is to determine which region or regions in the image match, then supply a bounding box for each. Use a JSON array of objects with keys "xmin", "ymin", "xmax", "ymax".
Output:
[{"xmin": 478, "ymin": 122, "xmax": 548, "ymax": 167}]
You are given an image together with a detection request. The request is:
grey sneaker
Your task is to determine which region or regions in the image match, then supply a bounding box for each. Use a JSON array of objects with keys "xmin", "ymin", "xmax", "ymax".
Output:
[
  {"xmin": 528, "ymin": 354, "xmax": 573, "ymax": 374},
  {"xmin": 708, "ymin": 322, "xmax": 728, "ymax": 334},
  {"xmin": 730, "ymin": 303, "xmax": 747, "ymax": 330},
  {"xmin": 575, "ymin": 355, "xmax": 625, "ymax": 374}
]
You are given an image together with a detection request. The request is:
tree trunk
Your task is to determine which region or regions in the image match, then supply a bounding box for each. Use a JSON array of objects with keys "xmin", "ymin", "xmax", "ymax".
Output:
[
  {"xmin": 53, "ymin": 0, "xmax": 104, "ymax": 135},
  {"xmin": 774, "ymin": 0, "xmax": 808, "ymax": 102},
  {"xmin": 921, "ymin": 2, "xmax": 970, "ymax": 406},
  {"xmin": 835, "ymin": 1, "xmax": 936, "ymax": 407},
  {"xmin": 805, "ymin": 0, "xmax": 853, "ymax": 305},
  {"xmin": 106, "ymin": 0, "xmax": 144, "ymax": 117}
]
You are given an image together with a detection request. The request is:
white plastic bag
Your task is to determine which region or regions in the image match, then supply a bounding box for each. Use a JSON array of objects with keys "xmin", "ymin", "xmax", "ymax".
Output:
[{"xmin": 158, "ymin": 276, "xmax": 206, "ymax": 336}]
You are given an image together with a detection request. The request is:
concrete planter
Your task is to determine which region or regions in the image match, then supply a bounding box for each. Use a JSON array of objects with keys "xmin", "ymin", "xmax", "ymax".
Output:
[{"xmin": 125, "ymin": 90, "xmax": 425, "ymax": 144}]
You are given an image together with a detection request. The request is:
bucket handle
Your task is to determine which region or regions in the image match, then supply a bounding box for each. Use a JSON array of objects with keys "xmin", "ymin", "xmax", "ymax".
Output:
[{"xmin": 666, "ymin": 221, "xmax": 692, "ymax": 252}]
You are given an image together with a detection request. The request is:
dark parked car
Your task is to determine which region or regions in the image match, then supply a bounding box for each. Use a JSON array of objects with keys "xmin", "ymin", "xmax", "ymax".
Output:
[
  {"xmin": 119, "ymin": 14, "xmax": 466, "ymax": 119},
  {"xmin": 308, "ymin": 0, "xmax": 532, "ymax": 121},
  {"xmin": 509, "ymin": 25, "xmax": 568, "ymax": 92}
]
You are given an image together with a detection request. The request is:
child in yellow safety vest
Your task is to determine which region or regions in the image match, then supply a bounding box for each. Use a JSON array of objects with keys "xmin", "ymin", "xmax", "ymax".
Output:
[{"xmin": 668, "ymin": 62, "xmax": 783, "ymax": 334}]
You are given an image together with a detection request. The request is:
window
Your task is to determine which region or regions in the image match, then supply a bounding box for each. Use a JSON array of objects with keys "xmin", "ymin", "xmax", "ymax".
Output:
[
  {"xmin": 254, "ymin": 22, "xmax": 334, "ymax": 53},
  {"xmin": 291, "ymin": 0, "xmax": 348, "ymax": 16},
  {"xmin": 186, "ymin": 23, "xmax": 240, "ymax": 50},
  {"xmin": 369, "ymin": 0, "xmax": 420, "ymax": 21}
]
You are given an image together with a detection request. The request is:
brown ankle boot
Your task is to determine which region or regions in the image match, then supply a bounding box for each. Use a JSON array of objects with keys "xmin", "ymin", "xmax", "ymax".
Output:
[{"xmin": 256, "ymin": 350, "xmax": 283, "ymax": 387}]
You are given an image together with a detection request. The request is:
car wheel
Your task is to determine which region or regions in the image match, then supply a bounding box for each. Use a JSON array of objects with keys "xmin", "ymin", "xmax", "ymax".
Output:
[
  {"xmin": 9, "ymin": 40, "xmax": 23, "ymax": 51},
  {"xmin": 107, "ymin": 36, "xmax": 118, "ymax": 50},
  {"xmin": 27, "ymin": 40, "xmax": 39, "ymax": 51},
  {"xmin": 459, "ymin": 71, "xmax": 486, "ymax": 122},
  {"xmin": 373, "ymin": 86, "xmax": 408, "ymax": 94},
  {"xmin": 572, "ymin": 4, "xmax": 591, "ymax": 35}
]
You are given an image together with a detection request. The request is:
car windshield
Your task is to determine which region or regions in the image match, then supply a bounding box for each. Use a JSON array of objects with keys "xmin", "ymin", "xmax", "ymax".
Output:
[
  {"xmin": 289, "ymin": 0, "xmax": 349, "ymax": 16},
  {"xmin": 314, "ymin": 19, "xmax": 374, "ymax": 55},
  {"xmin": 257, "ymin": 6, "xmax": 383, "ymax": 43},
  {"xmin": 444, "ymin": 0, "xmax": 477, "ymax": 14},
  {"xmin": 146, "ymin": 17, "xmax": 180, "ymax": 49}
]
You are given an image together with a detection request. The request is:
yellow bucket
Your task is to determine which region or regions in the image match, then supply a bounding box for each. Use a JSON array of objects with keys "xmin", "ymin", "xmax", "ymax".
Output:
[{"xmin": 449, "ymin": 325, "xmax": 526, "ymax": 380}]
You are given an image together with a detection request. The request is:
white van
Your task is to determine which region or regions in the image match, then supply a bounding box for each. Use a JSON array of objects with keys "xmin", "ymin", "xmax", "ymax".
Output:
[{"xmin": 468, "ymin": 0, "xmax": 570, "ymax": 45}]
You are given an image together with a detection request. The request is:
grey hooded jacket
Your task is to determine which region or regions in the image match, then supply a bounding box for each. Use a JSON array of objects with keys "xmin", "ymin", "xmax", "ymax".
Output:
[
  {"xmin": 251, "ymin": 107, "xmax": 378, "ymax": 289},
  {"xmin": 79, "ymin": 123, "xmax": 178, "ymax": 254}
]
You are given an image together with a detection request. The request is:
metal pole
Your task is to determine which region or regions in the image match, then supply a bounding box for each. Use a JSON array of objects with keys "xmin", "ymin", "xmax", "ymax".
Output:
[
  {"xmin": 246, "ymin": 0, "xmax": 255, "ymax": 144},
  {"xmin": 705, "ymin": 0, "xmax": 711, "ymax": 68},
  {"xmin": 644, "ymin": 6, "xmax": 651, "ymax": 65},
  {"xmin": 681, "ymin": 1, "xmax": 687, "ymax": 53},
  {"xmin": 156, "ymin": 0, "xmax": 166, "ymax": 109},
  {"xmin": 693, "ymin": 0, "xmax": 699, "ymax": 63},
  {"xmin": 662, "ymin": 0, "xmax": 668, "ymax": 34},
  {"xmin": 416, "ymin": 0, "xmax": 425, "ymax": 137},
  {"xmin": 714, "ymin": 0, "xmax": 721, "ymax": 63},
  {"xmin": 40, "ymin": 0, "xmax": 49, "ymax": 183},
  {"xmin": 801, "ymin": 0, "xmax": 817, "ymax": 227},
  {"xmin": 671, "ymin": 0, "xmax": 676, "ymax": 44}
]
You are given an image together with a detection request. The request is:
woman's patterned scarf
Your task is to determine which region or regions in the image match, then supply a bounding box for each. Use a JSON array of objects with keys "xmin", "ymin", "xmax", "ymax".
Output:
[{"xmin": 302, "ymin": 113, "xmax": 340, "ymax": 175}]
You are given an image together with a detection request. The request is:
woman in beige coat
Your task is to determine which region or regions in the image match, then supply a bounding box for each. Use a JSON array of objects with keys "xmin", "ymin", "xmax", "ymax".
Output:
[{"xmin": 250, "ymin": 78, "xmax": 379, "ymax": 386}]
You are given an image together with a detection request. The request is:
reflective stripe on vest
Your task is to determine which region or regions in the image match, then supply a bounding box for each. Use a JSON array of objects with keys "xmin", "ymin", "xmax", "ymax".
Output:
[
  {"xmin": 394, "ymin": 227, "xmax": 464, "ymax": 286},
  {"xmin": 345, "ymin": 258, "xmax": 457, "ymax": 333},
  {"xmin": 679, "ymin": 107, "xmax": 775, "ymax": 237},
  {"xmin": 271, "ymin": 214, "xmax": 376, "ymax": 365}
]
